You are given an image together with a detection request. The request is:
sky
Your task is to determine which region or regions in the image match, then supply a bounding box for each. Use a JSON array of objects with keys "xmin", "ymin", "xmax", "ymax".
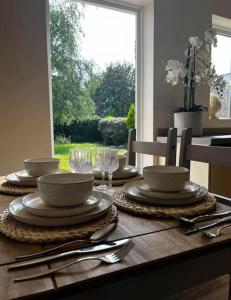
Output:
[
  {"xmin": 212, "ymin": 34, "xmax": 231, "ymax": 75},
  {"xmin": 80, "ymin": 4, "xmax": 136, "ymax": 70}
]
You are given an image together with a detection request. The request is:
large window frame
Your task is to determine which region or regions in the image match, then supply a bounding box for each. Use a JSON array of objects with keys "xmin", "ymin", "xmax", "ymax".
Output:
[
  {"xmin": 211, "ymin": 14, "xmax": 231, "ymax": 120},
  {"xmin": 81, "ymin": 0, "xmax": 143, "ymax": 145}
]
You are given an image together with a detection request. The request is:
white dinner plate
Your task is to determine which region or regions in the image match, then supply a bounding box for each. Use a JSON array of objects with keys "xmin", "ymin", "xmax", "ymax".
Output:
[
  {"xmin": 22, "ymin": 191, "xmax": 101, "ymax": 218},
  {"xmin": 93, "ymin": 166, "xmax": 138, "ymax": 179},
  {"xmin": 124, "ymin": 181, "xmax": 208, "ymax": 206},
  {"xmin": 16, "ymin": 170, "xmax": 38, "ymax": 182},
  {"xmin": 136, "ymin": 181, "xmax": 200, "ymax": 199},
  {"xmin": 9, "ymin": 193, "xmax": 112, "ymax": 227},
  {"xmin": 6, "ymin": 172, "xmax": 37, "ymax": 187},
  {"xmin": 6, "ymin": 169, "xmax": 69, "ymax": 187}
]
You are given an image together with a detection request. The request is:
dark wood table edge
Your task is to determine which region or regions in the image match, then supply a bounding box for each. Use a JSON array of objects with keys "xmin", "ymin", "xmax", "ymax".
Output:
[
  {"xmin": 21, "ymin": 239, "xmax": 231, "ymax": 300},
  {"xmin": 1, "ymin": 193, "xmax": 231, "ymax": 300}
]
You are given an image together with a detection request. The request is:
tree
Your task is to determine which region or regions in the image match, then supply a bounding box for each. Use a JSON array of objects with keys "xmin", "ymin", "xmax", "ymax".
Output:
[
  {"xmin": 93, "ymin": 63, "xmax": 135, "ymax": 117},
  {"xmin": 50, "ymin": 0, "xmax": 96, "ymax": 125},
  {"xmin": 125, "ymin": 103, "xmax": 135, "ymax": 129}
]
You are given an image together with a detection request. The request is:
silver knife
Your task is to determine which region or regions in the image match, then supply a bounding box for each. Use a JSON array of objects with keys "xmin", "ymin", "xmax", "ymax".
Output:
[
  {"xmin": 184, "ymin": 216, "xmax": 231, "ymax": 234},
  {"xmin": 8, "ymin": 239, "xmax": 129, "ymax": 270}
]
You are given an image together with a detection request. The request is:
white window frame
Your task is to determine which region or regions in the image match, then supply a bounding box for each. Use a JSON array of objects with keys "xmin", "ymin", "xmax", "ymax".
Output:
[
  {"xmin": 80, "ymin": 0, "xmax": 143, "ymax": 159},
  {"xmin": 212, "ymin": 14, "xmax": 231, "ymax": 120}
]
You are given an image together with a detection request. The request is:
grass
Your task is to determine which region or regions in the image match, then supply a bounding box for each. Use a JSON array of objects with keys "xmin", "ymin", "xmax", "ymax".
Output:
[{"xmin": 54, "ymin": 143, "xmax": 126, "ymax": 171}]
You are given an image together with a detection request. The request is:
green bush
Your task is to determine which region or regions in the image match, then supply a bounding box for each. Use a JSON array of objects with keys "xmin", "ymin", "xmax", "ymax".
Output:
[
  {"xmin": 54, "ymin": 117, "xmax": 101, "ymax": 143},
  {"xmin": 125, "ymin": 103, "xmax": 135, "ymax": 129},
  {"xmin": 99, "ymin": 117, "xmax": 128, "ymax": 146},
  {"xmin": 54, "ymin": 134, "xmax": 71, "ymax": 145}
]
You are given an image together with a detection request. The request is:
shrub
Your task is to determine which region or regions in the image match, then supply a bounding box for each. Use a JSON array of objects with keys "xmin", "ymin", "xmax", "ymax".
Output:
[
  {"xmin": 125, "ymin": 103, "xmax": 135, "ymax": 129},
  {"xmin": 54, "ymin": 134, "xmax": 71, "ymax": 145},
  {"xmin": 99, "ymin": 117, "xmax": 128, "ymax": 146},
  {"xmin": 54, "ymin": 117, "xmax": 101, "ymax": 143}
]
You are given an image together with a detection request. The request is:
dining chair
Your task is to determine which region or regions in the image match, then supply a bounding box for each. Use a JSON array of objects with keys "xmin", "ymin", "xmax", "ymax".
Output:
[
  {"xmin": 179, "ymin": 127, "xmax": 231, "ymax": 298},
  {"xmin": 127, "ymin": 128, "xmax": 177, "ymax": 166},
  {"xmin": 179, "ymin": 128, "xmax": 231, "ymax": 170}
]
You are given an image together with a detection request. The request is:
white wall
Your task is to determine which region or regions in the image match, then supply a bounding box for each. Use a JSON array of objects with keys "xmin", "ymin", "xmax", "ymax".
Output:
[
  {"xmin": 0, "ymin": 0, "xmax": 53, "ymax": 174},
  {"xmin": 153, "ymin": 0, "xmax": 231, "ymax": 131}
]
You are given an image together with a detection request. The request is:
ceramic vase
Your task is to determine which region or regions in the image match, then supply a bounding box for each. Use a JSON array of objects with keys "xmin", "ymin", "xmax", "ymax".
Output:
[{"xmin": 174, "ymin": 111, "xmax": 203, "ymax": 136}]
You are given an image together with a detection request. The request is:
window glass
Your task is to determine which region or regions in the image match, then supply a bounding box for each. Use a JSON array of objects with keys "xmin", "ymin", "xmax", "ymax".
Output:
[{"xmin": 211, "ymin": 34, "xmax": 231, "ymax": 119}]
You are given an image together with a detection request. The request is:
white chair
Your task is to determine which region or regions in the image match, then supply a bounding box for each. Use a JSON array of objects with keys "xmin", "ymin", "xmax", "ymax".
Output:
[{"xmin": 127, "ymin": 128, "xmax": 177, "ymax": 167}]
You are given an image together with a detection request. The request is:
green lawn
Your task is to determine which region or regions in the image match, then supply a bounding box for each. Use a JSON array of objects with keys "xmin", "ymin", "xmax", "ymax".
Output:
[{"xmin": 54, "ymin": 143, "xmax": 126, "ymax": 171}]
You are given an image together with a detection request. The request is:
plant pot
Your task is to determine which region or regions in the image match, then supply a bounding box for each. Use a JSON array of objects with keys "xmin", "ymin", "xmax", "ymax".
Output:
[{"xmin": 174, "ymin": 111, "xmax": 203, "ymax": 136}]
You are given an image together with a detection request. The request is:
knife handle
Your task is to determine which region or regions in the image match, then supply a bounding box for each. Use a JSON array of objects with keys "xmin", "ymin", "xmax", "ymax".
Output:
[
  {"xmin": 9, "ymin": 249, "xmax": 80, "ymax": 270},
  {"xmin": 15, "ymin": 239, "xmax": 87, "ymax": 260}
]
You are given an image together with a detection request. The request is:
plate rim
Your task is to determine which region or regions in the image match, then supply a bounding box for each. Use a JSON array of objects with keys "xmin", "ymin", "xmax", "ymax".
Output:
[
  {"xmin": 9, "ymin": 194, "xmax": 112, "ymax": 226},
  {"xmin": 124, "ymin": 182, "xmax": 208, "ymax": 206},
  {"xmin": 136, "ymin": 181, "xmax": 200, "ymax": 199},
  {"xmin": 21, "ymin": 191, "xmax": 102, "ymax": 217}
]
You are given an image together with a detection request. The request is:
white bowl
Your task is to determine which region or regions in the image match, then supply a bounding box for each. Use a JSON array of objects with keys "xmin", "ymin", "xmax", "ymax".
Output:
[
  {"xmin": 143, "ymin": 166, "xmax": 189, "ymax": 192},
  {"xmin": 37, "ymin": 173, "xmax": 94, "ymax": 207},
  {"xmin": 24, "ymin": 158, "xmax": 60, "ymax": 177},
  {"xmin": 118, "ymin": 155, "xmax": 127, "ymax": 170}
]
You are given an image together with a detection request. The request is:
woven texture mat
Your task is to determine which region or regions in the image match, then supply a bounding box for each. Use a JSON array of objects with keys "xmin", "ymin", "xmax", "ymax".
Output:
[
  {"xmin": 0, "ymin": 205, "xmax": 117, "ymax": 243},
  {"xmin": 94, "ymin": 174, "xmax": 142, "ymax": 186},
  {"xmin": 0, "ymin": 178, "xmax": 37, "ymax": 195},
  {"xmin": 113, "ymin": 190, "xmax": 216, "ymax": 219}
]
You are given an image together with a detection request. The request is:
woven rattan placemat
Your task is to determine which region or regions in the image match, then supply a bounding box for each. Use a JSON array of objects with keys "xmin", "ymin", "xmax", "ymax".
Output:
[
  {"xmin": 94, "ymin": 174, "xmax": 142, "ymax": 186},
  {"xmin": 0, "ymin": 205, "xmax": 117, "ymax": 243},
  {"xmin": 113, "ymin": 190, "xmax": 216, "ymax": 218},
  {"xmin": 0, "ymin": 178, "xmax": 37, "ymax": 195}
]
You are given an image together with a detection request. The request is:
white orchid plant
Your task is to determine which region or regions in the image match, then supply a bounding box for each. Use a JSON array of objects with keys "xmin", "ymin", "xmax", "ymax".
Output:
[{"xmin": 165, "ymin": 27, "xmax": 226, "ymax": 114}]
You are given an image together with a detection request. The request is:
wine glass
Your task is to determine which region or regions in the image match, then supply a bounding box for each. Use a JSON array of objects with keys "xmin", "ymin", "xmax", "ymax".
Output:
[
  {"xmin": 104, "ymin": 148, "xmax": 119, "ymax": 194},
  {"xmin": 95, "ymin": 148, "xmax": 108, "ymax": 190},
  {"xmin": 69, "ymin": 148, "xmax": 76, "ymax": 172}
]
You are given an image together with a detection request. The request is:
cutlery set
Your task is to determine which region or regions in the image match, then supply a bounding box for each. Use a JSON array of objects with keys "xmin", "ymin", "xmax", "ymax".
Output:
[
  {"xmin": 180, "ymin": 210, "xmax": 231, "ymax": 236},
  {"xmin": 8, "ymin": 223, "xmax": 135, "ymax": 282}
]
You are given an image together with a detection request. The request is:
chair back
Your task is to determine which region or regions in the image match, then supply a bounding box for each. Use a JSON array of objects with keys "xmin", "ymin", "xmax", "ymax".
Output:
[
  {"xmin": 179, "ymin": 128, "xmax": 231, "ymax": 169},
  {"xmin": 127, "ymin": 128, "xmax": 177, "ymax": 166}
]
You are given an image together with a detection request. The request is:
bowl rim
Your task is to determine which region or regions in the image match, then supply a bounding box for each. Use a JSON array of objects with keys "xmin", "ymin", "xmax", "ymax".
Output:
[
  {"xmin": 143, "ymin": 166, "xmax": 189, "ymax": 174},
  {"xmin": 24, "ymin": 158, "xmax": 60, "ymax": 163},
  {"xmin": 37, "ymin": 173, "xmax": 94, "ymax": 185}
]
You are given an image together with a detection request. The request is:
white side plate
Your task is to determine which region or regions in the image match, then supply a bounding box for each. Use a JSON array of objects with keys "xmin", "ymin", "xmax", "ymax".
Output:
[
  {"xmin": 6, "ymin": 169, "xmax": 69, "ymax": 187},
  {"xmin": 9, "ymin": 194, "xmax": 112, "ymax": 227},
  {"xmin": 136, "ymin": 181, "xmax": 200, "ymax": 199},
  {"xmin": 124, "ymin": 181, "xmax": 208, "ymax": 206},
  {"xmin": 22, "ymin": 191, "xmax": 101, "ymax": 218},
  {"xmin": 93, "ymin": 166, "xmax": 138, "ymax": 179}
]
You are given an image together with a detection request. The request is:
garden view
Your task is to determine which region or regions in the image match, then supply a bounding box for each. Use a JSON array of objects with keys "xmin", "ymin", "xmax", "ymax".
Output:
[{"xmin": 50, "ymin": 0, "xmax": 136, "ymax": 169}]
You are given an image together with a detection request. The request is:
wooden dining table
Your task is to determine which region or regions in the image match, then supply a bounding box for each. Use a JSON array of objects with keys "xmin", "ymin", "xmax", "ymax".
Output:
[{"xmin": 0, "ymin": 186, "xmax": 231, "ymax": 300}]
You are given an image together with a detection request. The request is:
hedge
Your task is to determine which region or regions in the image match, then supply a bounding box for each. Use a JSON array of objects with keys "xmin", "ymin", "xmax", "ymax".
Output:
[
  {"xmin": 54, "ymin": 117, "xmax": 128, "ymax": 146},
  {"xmin": 99, "ymin": 118, "xmax": 128, "ymax": 146},
  {"xmin": 54, "ymin": 117, "xmax": 101, "ymax": 143}
]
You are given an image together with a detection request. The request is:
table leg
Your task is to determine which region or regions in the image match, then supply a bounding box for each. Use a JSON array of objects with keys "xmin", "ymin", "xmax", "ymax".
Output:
[{"xmin": 229, "ymin": 274, "xmax": 231, "ymax": 300}]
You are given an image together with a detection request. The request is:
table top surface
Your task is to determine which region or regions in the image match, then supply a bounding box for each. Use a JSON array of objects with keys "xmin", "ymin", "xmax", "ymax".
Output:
[{"xmin": 0, "ymin": 187, "xmax": 231, "ymax": 300}]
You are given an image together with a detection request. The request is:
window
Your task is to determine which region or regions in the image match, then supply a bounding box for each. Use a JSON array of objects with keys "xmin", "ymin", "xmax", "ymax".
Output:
[{"xmin": 211, "ymin": 15, "xmax": 231, "ymax": 119}]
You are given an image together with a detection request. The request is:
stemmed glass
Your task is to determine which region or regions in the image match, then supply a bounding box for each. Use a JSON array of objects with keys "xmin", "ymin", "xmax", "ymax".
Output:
[
  {"xmin": 95, "ymin": 148, "xmax": 108, "ymax": 190},
  {"xmin": 104, "ymin": 148, "xmax": 119, "ymax": 194},
  {"xmin": 69, "ymin": 149, "xmax": 76, "ymax": 172}
]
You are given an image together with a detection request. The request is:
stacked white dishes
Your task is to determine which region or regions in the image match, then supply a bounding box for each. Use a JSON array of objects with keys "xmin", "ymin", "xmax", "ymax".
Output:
[
  {"xmin": 5, "ymin": 158, "xmax": 61, "ymax": 187},
  {"xmin": 93, "ymin": 155, "xmax": 139, "ymax": 180},
  {"xmin": 9, "ymin": 173, "xmax": 113, "ymax": 227},
  {"xmin": 124, "ymin": 166, "xmax": 208, "ymax": 206}
]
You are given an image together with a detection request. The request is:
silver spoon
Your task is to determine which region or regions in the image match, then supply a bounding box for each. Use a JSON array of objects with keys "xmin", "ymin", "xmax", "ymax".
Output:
[
  {"xmin": 202, "ymin": 224, "xmax": 231, "ymax": 238},
  {"xmin": 15, "ymin": 222, "xmax": 116, "ymax": 260}
]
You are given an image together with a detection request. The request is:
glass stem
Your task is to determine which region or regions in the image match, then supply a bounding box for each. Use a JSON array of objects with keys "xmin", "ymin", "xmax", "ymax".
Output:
[
  {"xmin": 101, "ymin": 171, "xmax": 106, "ymax": 186},
  {"xmin": 108, "ymin": 173, "xmax": 113, "ymax": 189}
]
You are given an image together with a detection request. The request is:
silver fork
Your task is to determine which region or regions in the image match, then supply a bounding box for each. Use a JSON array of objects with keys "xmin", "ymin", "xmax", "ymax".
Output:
[
  {"xmin": 202, "ymin": 224, "xmax": 231, "ymax": 238},
  {"xmin": 14, "ymin": 240, "xmax": 135, "ymax": 282}
]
